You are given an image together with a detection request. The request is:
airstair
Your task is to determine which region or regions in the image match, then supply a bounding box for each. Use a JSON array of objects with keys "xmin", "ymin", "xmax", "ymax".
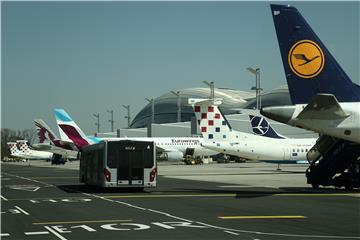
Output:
[{"xmin": 306, "ymin": 135, "xmax": 360, "ymax": 189}]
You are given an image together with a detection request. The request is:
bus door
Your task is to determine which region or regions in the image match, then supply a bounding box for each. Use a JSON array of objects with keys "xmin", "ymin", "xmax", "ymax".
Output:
[{"xmin": 117, "ymin": 150, "xmax": 144, "ymax": 185}]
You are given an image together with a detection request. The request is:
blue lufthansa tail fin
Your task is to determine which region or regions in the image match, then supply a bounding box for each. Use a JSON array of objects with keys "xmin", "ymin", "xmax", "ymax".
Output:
[
  {"xmin": 270, "ymin": 4, "xmax": 360, "ymax": 104},
  {"xmin": 249, "ymin": 115, "xmax": 285, "ymax": 139}
]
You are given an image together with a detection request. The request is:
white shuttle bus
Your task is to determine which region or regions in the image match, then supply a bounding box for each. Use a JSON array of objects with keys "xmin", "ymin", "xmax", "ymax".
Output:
[{"xmin": 80, "ymin": 139, "xmax": 157, "ymax": 189}]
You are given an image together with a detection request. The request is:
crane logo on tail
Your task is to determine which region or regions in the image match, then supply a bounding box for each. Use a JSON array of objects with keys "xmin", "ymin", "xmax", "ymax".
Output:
[
  {"xmin": 288, "ymin": 40, "xmax": 324, "ymax": 78},
  {"xmin": 251, "ymin": 116, "xmax": 269, "ymax": 135}
]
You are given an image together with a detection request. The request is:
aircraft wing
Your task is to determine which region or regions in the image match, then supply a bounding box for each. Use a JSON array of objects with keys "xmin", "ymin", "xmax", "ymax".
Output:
[
  {"xmin": 32, "ymin": 143, "xmax": 78, "ymax": 157},
  {"xmin": 297, "ymin": 94, "xmax": 350, "ymax": 120}
]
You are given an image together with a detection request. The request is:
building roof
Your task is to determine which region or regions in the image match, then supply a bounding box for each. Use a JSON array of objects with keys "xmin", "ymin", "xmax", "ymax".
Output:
[{"xmin": 130, "ymin": 86, "xmax": 290, "ymax": 128}]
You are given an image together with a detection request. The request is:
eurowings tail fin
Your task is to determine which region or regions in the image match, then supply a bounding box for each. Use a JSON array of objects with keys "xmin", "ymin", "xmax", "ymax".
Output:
[
  {"xmin": 54, "ymin": 109, "xmax": 101, "ymax": 149},
  {"xmin": 188, "ymin": 98, "xmax": 237, "ymax": 142},
  {"xmin": 270, "ymin": 4, "xmax": 360, "ymax": 104},
  {"xmin": 249, "ymin": 115, "xmax": 286, "ymax": 139}
]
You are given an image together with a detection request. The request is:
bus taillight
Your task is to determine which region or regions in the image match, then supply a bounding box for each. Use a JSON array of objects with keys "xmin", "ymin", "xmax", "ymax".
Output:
[
  {"xmin": 150, "ymin": 167, "xmax": 157, "ymax": 182},
  {"xmin": 104, "ymin": 168, "xmax": 111, "ymax": 182}
]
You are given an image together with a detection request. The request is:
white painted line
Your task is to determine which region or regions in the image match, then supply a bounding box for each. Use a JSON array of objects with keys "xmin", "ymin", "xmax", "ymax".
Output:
[
  {"xmin": 0, "ymin": 233, "xmax": 10, "ymax": 237},
  {"xmin": 147, "ymin": 209, "xmax": 169, "ymax": 215},
  {"xmin": 15, "ymin": 206, "xmax": 30, "ymax": 215},
  {"xmin": 25, "ymin": 231, "xmax": 49, "ymax": 235},
  {"xmin": 147, "ymin": 209, "xmax": 192, "ymax": 222},
  {"xmin": 44, "ymin": 226, "xmax": 67, "ymax": 240},
  {"xmin": 224, "ymin": 230, "xmax": 239, "ymax": 236},
  {"xmin": 1, "ymin": 195, "xmax": 8, "ymax": 201},
  {"xmin": 113, "ymin": 200, "xmax": 146, "ymax": 210},
  {"xmin": 166, "ymin": 215, "xmax": 193, "ymax": 222}
]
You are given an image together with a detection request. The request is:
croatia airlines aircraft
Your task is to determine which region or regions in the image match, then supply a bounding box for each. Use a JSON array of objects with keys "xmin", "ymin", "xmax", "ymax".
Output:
[
  {"xmin": 9, "ymin": 140, "xmax": 54, "ymax": 160},
  {"xmin": 54, "ymin": 109, "xmax": 217, "ymax": 161},
  {"xmin": 188, "ymin": 98, "xmax": 316, "ymax": 162},
  {"xmin": 33, "ymin": 119, "xmax": 78, "ymax": 160},
  {"xmin": 261, "ymin": 4, "xmax": 360, "ymax": 144},
  {"xmin": 7, "ymin": 142, "xmax": 24, "ymax": 159}
]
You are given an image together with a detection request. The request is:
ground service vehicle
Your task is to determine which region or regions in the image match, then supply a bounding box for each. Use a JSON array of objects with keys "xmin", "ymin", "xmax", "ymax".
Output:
[{"xmin": 80, "ymin": 139, "xmax": 157, "ymax": 188}]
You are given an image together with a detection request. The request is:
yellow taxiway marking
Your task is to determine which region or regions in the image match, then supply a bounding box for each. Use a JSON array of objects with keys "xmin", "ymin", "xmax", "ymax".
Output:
[
  {"xmin": 105, "ymin": 194, "xmax": 236, "ymax": 198},
  {"xmin": 7, "ymin": 192, "xmax": 360, "ymax": 201},
  {"xmin": 105, "ymin": 193, "xmax": 360, "ymax": 199},
  {"xmin": 219, "ymin": 215, "xmax": 307, "ymax": 219},
  {"xmin": 33, "ymin": 219, "xmax": 132, "ymax": 225}
]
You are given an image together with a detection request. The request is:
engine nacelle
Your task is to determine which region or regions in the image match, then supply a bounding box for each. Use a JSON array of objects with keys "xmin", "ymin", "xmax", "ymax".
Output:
[{"xmin": 162, "ymin": 151, "xmax": 184, "ymax": 161}]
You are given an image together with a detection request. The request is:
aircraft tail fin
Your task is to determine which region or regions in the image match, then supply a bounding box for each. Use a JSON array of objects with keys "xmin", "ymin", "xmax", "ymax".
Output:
[
  {"xmin": 16, "ymin": 140, "xmax": 31, "ymax": 155},
  {"xmin": 54, "ymin": 109, "xmax": 101, "ymax": 149},
  {"xmin": 188, "ymin": 98, "xmax": 237, "ymax": 142},
  {"xmin": 249, "ymin": 115, "xmax": 286, "ymax": 139},
  {"xmin": 270, "ymin": 4, "xmax": 360, "ymax": 104},
  {"xmin": 7, "ymin": 142, "xmax": 20, "ymax": 156},
  {"xmin": 34, "ymin": 119, "xmax": 59, "ymax": 144}
]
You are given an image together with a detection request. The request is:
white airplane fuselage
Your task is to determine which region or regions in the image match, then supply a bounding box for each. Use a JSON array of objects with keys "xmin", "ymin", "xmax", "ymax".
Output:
[
  {"xmin": 265, "ymin": 103, "xmax": 360, "ymax": 144},
  {"xmin": 104, "ymin": 137, "xmax": 218, "ymax": 159},
  {"xmin": 13, "ymin": 150, "xmax": 53, "ymax": 160},
  {"xmin": 203, "ymin": 132, "xmax": 316, "ymax": 161}
]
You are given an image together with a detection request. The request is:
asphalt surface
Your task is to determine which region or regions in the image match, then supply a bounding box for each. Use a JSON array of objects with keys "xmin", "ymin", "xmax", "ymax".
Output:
[{"xmin": 1, "ymin": 162, "xmax": 360, "ymax": 240}]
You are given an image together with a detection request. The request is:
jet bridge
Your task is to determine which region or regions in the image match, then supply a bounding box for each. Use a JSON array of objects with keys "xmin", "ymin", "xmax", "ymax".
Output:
[{"xmin": 306, "ymin": 136, "xmax": 360, "ymax": 189}]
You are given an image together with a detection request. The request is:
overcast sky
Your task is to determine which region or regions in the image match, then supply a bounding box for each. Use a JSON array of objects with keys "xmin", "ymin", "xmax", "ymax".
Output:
[{"xmin": 2, "ymin": 1, "xmax": 359, "ymax": 135}]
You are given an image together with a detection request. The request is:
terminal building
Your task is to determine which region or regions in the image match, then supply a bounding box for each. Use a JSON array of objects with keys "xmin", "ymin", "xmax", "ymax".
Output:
[{"xmin": 100, "ymin": 86, "xmax": 317, "ymax": 139}]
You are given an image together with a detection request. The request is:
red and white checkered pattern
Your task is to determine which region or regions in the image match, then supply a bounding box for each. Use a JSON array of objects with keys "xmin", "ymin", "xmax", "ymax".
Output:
[
  {"xmin": 190, "ymin": 98, "xmax": 236, "ymax": 142},
  {"xmin": 16, "ymin": 140, "xmax": 31, "ymax": 154},
  {"xmin": 7, "ymin": 142, "xmax": 20, "ymax": 155}
]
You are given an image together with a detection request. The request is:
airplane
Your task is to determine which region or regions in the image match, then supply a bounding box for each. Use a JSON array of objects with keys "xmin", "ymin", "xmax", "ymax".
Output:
[
  {"xmin": 188, "ymin": 98, "xmax": 316, "ymax": 163},
  {"xmin": 54, "ymin": 109, "xmax": 218, "ymax": 161},
  {"xmin": 32, "ymin": 119, "xmax": 79, "ymax": 160},
  {"xmin": 260, "ymin": 4, "xmax": 360, "ymax": 189},
  {"xmin": 14, "ymin": 140, "xmax": 54, "ymax": 160},
  {"xmin": 7, "ymin": 142, "xmax": 25, "ymax": 159},
  {"xmin": 260, "ymin": 4, "xmax": 360, "ymax": 145}
]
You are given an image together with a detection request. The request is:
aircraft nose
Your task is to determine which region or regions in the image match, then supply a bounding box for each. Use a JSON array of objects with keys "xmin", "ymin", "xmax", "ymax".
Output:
[{"xmin": 260, "ymin": 106, "xmax": 295, "ymax": 124}]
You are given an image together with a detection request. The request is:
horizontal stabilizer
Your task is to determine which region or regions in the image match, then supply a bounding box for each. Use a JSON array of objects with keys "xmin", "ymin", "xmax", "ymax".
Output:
[
  {"xmin": 188, "ymin": 98, "xmax": 222, "ymax": 106},
  {"xmin": 297, "ymin": 94, "xmax": 350, "ymax": 120}
]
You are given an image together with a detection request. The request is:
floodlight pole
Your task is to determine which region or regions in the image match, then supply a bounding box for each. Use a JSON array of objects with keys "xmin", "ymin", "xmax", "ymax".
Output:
[
  {"xmin": 107, "ymin": 110, "xmax": 114, "ymax": 132},
  {"xmin": 145, "ymin": 98, "xmax": 155, "ymax": 124},
  {"xmin": 122, "ymin": 105, "xmax": 131, "ymax": 128},
  {"xmin": 170, "ymin": 91, "xmax": 181, "ymax": 122},
  {"xmin": 247, "ymin": 67, "xmax": 261, "ymax": 109},
  {"xmin": 202, "ymin": 81, "xmax": 215, "ymax": 99},
  {"xmin": 93, "ymin": 113, "xmax": 100, "ymax": 133}
]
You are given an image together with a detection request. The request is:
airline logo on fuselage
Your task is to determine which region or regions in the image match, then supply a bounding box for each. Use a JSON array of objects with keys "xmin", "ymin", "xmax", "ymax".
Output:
[{"xmin": 288, "ymin": 40, "xmax": 324, "ymax": 78}]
